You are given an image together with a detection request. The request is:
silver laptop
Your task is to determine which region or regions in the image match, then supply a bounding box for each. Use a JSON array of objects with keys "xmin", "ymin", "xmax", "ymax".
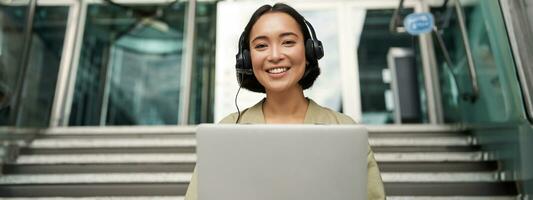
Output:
[{"xmin": 196, "ymin": 124, "xmax": 368, "ymax": 200}]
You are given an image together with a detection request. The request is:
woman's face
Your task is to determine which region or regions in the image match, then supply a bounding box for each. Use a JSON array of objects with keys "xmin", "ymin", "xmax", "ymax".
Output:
[{"xmin": 249, "ymin": 12, "xmax": 307, "ymax": 93}]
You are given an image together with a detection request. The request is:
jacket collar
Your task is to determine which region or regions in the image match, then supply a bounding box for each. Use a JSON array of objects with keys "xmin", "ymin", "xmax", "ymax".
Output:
[{"xmin": 239, "ymin": 98, "xmax": 321, "ymax": 124}]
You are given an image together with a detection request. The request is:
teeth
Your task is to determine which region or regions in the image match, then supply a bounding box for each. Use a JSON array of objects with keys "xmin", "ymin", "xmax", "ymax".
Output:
[{"xmin": 268, "ymin": 67, "xmax": 288, "ymax": 74}]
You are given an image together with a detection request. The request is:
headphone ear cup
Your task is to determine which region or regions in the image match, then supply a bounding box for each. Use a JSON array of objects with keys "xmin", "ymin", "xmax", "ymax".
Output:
[
  {"xmin": 236, "ymin": 52, "xmax": 244, "ymax": 70},
  {"xmin": 305, "ymin": 39, "xmax": 316, "ymax": 63},
  {"xmin": 314, "ymin": 40, "xmax": 324, "ymax": 60},
  {"xmin": 242, "ymin": 49, "xmax": 252, "ymax": 70},
  {"xmin": 236, "ymin": 49, "xmax": 253, "ymax": 76},
  {"xmin": 305, "ymin": 39, "xmax": 324, "ymax": 63}
]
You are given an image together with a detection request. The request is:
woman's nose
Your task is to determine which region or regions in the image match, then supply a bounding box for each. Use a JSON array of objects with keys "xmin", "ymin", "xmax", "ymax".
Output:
[{"xmin": 267, "ymin": 44, "xmax": 283, "ymax": 62}]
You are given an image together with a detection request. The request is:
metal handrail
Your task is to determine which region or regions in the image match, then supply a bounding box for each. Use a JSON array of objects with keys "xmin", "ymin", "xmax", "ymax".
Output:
[
  {"xmin": 9, "ymin": 0, "xmax": 37, "ymax": 126},
  {"xmin": 453, "ymin": 0, "xmax": 479, "ymax": 102},
  {"xmin": 389, "ymin": 0, "xmax": 405, "ymax": 33}
]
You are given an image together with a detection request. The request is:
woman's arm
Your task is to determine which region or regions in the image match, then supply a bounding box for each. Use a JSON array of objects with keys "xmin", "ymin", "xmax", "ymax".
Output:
[
  {"xmin": 367, "ymin": 146, "xmax": 386, "ymax": 200},
  {"xmin": 184, "ymin": 167, "xmax": 198, "ymax": 200}
]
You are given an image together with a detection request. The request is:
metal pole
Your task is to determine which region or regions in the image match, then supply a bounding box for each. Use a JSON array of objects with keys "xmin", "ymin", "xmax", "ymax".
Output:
[
  {"xmin": 60, "ymin": 0, "xmax": 88, "ymax": 126},
  {"xmin": 179, "ymin": 0, "xmax": 196, "ymax": 125},
  {"xmin": 9, "ymin": 0, "xmax": 37, "ymax": 126},
  {"xmin": 49, "ymin": 0, "xmax": 82, "ymax": 127},
  {"xmin": 389, "ymin": 0, "xmax": 405, "ymax": 33},
  {"xmin": 454, "ymin": 0, "xmax": 479, "ymax": 102},
  {"xmin": 418, "ymin": 0, "xmax": 444, "ymax": 124}
]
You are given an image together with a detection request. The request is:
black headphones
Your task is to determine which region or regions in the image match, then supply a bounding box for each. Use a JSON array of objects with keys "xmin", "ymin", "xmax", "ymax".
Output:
[{"xmin": 235, "ymin": 19, "xmax": 324, "ymax": 78}]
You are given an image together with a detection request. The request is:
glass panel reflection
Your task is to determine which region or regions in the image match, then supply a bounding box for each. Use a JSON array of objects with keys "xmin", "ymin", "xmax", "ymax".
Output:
[
  {"xmin": 188, "ymin": 1, "xmax": 217, "ymax": 124},
  {"xmin": 433, "ymin": 0, "xmax": 521, "ymax": 123},
  {"xmin": 358, "ymin": 9, "xmax": 426, "ymax": 124},
  {"xmin": 0, "ymin": 5, "xmax": 68, "ymax": 127},
  {"xmin": 69, "ymin": 3, "xmax": 187, "ymax": 126},
  {"xmin": 0, "ymin": 5, "xmax": 26, "ymax": 126}
]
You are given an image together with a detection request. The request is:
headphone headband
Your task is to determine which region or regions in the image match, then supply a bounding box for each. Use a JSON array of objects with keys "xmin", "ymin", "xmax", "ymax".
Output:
[{"xmin": 304, "ymin": 20, "xmax": 319, "ymax": 42}]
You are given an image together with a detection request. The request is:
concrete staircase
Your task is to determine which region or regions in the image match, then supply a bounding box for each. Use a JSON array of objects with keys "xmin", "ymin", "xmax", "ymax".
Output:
[{"xmin": 0, "ymin": 125, "xmax": 518, "ymax": 199}]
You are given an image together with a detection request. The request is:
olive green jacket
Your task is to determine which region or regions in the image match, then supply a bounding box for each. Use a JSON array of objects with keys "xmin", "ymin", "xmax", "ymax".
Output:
[{"xmin": 185, "ymin": 99, "xmax": 386, "ymax": 200}]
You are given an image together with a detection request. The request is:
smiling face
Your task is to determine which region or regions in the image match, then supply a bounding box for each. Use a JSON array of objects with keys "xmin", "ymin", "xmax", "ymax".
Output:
[{"xmin": 248, "ymin": 12, "xmax": 307, "ymax": 94}]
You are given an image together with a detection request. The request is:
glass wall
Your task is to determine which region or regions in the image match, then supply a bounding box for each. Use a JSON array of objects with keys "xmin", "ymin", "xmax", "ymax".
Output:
[
  {"xmin": 0, "ymin": 4, "xmax": 69, "ymax": 127},
  {"xmin": 433, "ymin": 0, "xmax": 524, "ymax": 123},
  {"xmin": 69, "ymin": 2, "xmax": 189, "ymax": 126},
  {"xmin": 358, "ymin": 9, "xmax": 426, "ymax": 124},
  {"xmin": 0, "ymin": 4, "xmax": 26, "ymax": 126},
  {"xmin": 188, "ymin": 1, "xmax": 217, "ymax": 124},
  {"xmin": 68, "ymin": 1, "xmax": 218, "ymax": 126},
  {"xmin": 431, "ymin": 0, "xmax": 532, "ymax": 196}
]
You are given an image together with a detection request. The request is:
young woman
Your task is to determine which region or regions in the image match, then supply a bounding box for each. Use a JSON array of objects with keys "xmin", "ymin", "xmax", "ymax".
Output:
[{"xmin": 185, "ymin": 3, "xmax": 385, "ymax": 199}]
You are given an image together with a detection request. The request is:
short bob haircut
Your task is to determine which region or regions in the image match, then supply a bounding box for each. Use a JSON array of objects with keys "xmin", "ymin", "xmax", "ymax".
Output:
[{"xmin": 237, "ymin": 3, "xmax": 321, "ymax": 93}]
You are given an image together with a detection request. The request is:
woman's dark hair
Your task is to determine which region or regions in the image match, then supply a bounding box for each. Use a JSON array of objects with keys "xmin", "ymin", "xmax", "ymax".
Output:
[{"xmin": 237, "ymin": 3, "xmax": 321, "ymax": 93}]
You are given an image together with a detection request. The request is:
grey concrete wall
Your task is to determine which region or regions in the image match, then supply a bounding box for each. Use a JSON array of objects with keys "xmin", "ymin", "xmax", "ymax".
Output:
[{"xmin": 527, "ymin": 0, "xmax": 533, "ymax": 32}]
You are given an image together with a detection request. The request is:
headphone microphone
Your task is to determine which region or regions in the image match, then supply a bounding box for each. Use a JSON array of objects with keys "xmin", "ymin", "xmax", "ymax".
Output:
[{"xmin": 235, "ymin": 68, "xmax": 253, "ymax": 75}]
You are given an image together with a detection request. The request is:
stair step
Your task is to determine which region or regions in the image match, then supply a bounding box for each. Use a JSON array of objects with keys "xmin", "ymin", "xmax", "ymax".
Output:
[
  {"xmin": 369, "ymin": 132, "xmax": 470, "ymax": 137},
  {"xmin": 19, "ymin": 147, "xmax": 196, "ymax": 155},
  {"xmin": 26, "ymin": 136, "xmax": 472, "ymax": 149},
  {"xmin": 0, "ymin": 172, "xmax": 500, "ymax": 185},
  {"xmin": 369, "ymin": 136, "xmax": 472, "ymax": 146},
  {"xmin": 374, "ymin": 152, "xmax": 485, "ymax": 162},
  {"xmin": 3, "ymin": 161, "xmax": 496, "ymax": 174},
  {"xmin": 0, "ymin": 197, "xmax": 184, "ymax": 200},
  {"xmin": 378, "ymin": 161, "xmax": 499, "ymax": 172},
  {"xmin": 14, "ymin": 154, "xmax": 196, "ymax": 164},
  {"xmin": 33, "ymin": 126, "xmax": 196, "ymax": 136},
  {"xmin": 19, "ymin": 146, "xmax": 478, "ymax": 155},
  {"xmin": 366, "ymin": 125, "xmax": 464, "ymax": 133},
  {"xmin": 0, "ymin": 197, "xmax": 517, "ymax": 200},
  {"xmin": 0, "ymin": 184, "xmax": 188, "ymax": 197},
  {"xmin": 0, "ymin": 173, "xmax": 192, "ymax": 185},
  {"xmin": 28, "ymin": 138, "xmax": 196, "ymax": 149},
  {"xmin": 387, "ymin": 197, "xmax": 517, "ymax": 200},
  {"xmin": 36, "ymin": 133, "xmax": 194, "ymax": 139},
  {"xmin": 381, "ymin": 172, "xmax": 499, "ymax": 182},
  {"xmin": 13, "ymin": 151, "xmax": 485, "ymax": 164},
  {"xmin": 2, "ymin": 163, "xmax": 196, "ymax": 174},
  {"xmin": 384, "ymin": 182, "xmax": 518, "ymax": 196},
  {"xmin": 372, "ymin": 145, "xmax": 481, "ymax": 152},
  {"xmin": 13, "ymin": 152, "xmax": 485, "ymax": 164}
]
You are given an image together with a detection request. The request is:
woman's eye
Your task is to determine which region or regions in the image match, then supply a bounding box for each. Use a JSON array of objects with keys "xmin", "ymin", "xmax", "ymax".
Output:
[
  {"xmin": 254, "ymin": 44, "xmax": 267, "ymax": 49},
  {"xmin": 283, "ymin": 40, "xmax": 296, "ymax": 46}
]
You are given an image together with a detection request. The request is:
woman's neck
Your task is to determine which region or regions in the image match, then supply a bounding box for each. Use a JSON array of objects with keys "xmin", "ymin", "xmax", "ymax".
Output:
[{"xmin": 263, "ymin": 86, "xmax": 308, "ymax": 124}]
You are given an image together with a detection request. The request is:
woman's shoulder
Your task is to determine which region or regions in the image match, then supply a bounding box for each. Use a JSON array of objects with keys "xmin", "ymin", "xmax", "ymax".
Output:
[
  {"xmin": 308, "ymin": 99, "xmax": 357, "ymax": 124},
  {"xmin": 218, "ymin": 99, "xmax": 265, "ymax": 124},
  {"xmin": 219, "ymin": 112, "xmax": 239, "ymax": 124}
]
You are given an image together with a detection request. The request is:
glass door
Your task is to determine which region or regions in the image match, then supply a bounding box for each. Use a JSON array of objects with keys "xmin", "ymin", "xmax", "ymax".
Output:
[
  {"xmin": 0, "ymin": 2, "xmax": 71, "ymax": 127},
  {"xmin": 358, "ymin": 8, "xmax": 427, "ymax": 124},
  {"xmin": 431, "ymin": 0, "xmax": 524, "ymax": 123},
  {"xmin": 68, "ymin": 2, "xmax": 189, "ymax": 126}
]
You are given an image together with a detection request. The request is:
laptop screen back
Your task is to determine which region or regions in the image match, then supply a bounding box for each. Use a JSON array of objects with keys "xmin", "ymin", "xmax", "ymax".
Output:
[{"xmin": 196, "ymin": 124, "xmax": 368, "ymax": 200}]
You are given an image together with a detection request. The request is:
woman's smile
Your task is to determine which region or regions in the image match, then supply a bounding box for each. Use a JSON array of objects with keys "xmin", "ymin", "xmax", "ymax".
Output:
[{"xmin": 266, "ymin": 66, "xmax": 291, "ymax": 78}]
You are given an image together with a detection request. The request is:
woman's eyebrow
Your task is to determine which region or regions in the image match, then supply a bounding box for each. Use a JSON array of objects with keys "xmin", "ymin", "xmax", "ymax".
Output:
[
  {"xmin": 251, "ymin": 32, "xmax": 299, "ymax": 43},
  {"xmin": 251, "ymin": 35, "xmax": 268, "ymax": 43},
  {"xmin": 279, "ymin": 32, "xmax": 298, "ymax": 38}
]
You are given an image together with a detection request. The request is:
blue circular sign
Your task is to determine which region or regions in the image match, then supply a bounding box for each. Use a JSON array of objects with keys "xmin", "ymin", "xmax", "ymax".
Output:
[{"xmin": 404, "ymin": 12, "xmax": 434, "ymax": 35}]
